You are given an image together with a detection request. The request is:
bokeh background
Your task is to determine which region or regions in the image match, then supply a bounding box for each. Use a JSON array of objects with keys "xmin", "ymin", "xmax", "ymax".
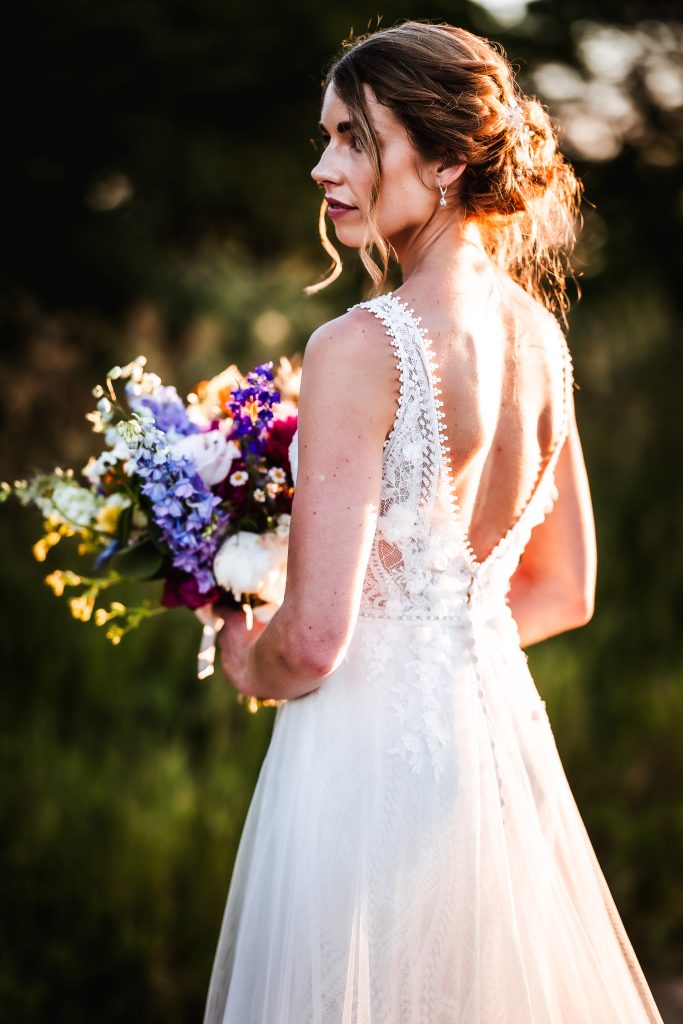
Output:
[{"xmin": 1, "ymin": 0, "xmax": 682, "ymax": 1020}]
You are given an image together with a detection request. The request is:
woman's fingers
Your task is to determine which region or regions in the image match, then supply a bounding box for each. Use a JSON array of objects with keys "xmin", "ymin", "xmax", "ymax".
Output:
[{"xmin": 194, "ymin": 602, "xmax": 225, "ymax": 630}]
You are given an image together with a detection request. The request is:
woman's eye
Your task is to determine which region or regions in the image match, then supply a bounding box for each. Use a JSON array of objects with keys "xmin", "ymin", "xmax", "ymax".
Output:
[{"xmin": 315, "ymin": 131, "xmax": 362, "ymax": 153}]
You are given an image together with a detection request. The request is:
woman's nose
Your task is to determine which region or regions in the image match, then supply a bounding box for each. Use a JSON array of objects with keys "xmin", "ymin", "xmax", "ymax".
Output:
[{"xmin": 310, "ymin": 148, "xmax": 342, "ymax": 186}]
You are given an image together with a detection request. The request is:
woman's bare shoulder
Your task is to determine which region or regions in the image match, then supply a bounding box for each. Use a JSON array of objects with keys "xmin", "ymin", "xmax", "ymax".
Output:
[
  {"xmin": 304, "ymin": 302, "xmax": 401, "ymax": 388},
  {"xmin": 306, "ymin": 302, "xmax": 395, "ymax": 354},
  {"xmin": 301, "ymin": 303, "xmax": 401, "ymax": 433}
]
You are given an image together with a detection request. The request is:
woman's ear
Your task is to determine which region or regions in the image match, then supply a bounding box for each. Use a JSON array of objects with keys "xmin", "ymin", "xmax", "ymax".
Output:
[{"xmin": 438, "ymin": 161, "xmax": 467, "ymax": 188}]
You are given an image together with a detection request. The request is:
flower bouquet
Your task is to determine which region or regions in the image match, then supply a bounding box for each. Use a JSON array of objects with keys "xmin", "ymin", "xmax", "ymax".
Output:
[{"xmin": 1, "ymin": 353, "xmax": 301, "ymax": 711}]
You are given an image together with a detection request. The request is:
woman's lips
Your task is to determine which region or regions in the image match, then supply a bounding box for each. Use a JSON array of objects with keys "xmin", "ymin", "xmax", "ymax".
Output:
[{"xmin": 326, "ymin": 199, "xmax": 358, "ymax": 219}]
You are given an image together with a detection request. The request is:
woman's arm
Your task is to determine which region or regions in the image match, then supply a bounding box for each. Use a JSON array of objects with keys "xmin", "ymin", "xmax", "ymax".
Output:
[
  {"xmin": 507, "ymin": 395, "xmax": 597, "ymax": 648},
  {"xmin": 242, "ymin": 308, "xmax": 399, "ymax": 701}
]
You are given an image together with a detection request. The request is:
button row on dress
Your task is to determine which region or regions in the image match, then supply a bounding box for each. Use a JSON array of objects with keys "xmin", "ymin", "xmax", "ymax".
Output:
[{"xmin": 467, "ymin": 633, "xmax": 506, "ymax": 811}]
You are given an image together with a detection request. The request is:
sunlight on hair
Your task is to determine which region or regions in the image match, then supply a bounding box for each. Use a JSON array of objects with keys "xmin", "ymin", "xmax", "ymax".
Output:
[{"xmin": 304, "ymin": 200, "xmax": 342, "ymax": 296}]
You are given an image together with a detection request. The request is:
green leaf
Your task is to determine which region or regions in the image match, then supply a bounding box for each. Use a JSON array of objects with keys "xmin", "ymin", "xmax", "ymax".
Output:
[
  {"xmin": 116, "ymin": 503, "xmax": 133, "ymax": 547},
  {"xmin": 111, "ymin": 539, "xmax": 165, "ymax": 581},
  {"xmin": 145, "ymin": 512, "xmax": 172, "ymax": 556}
]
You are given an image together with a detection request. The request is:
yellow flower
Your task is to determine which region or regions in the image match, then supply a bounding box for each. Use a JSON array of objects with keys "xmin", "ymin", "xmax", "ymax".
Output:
[
  {"xmin": 33, "ymin": 532, "xmax": 62, "ymax": 562},
  {"xmin": 69, "ymin": 593, "xmax": 95, "ymax": 622},
  {"xmin": 95, "ymin": 503, "xmax": 123, "ymax": 535},
  {"xmin": 95, "ymin": 602, "xmax": 126, "ymax": 627},
  {"xmin": 44, "ymin": 571, "xmax": 66, "ymax": 597},
  {"xmin": 105, "ymin": 625, "xmax": 123, "ymax": 645}
]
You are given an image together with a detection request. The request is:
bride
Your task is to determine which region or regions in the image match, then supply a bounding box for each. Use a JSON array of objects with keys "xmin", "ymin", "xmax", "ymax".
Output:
[{"xmin": 203, "ymin": 20, "xmax": 664, "ymax": 1023}]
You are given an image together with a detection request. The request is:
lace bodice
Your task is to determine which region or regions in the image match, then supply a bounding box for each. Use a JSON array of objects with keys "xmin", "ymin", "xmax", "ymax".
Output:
[{"xmin": 288, "ymin": 292, "xmax": 574, "ymax": 622}]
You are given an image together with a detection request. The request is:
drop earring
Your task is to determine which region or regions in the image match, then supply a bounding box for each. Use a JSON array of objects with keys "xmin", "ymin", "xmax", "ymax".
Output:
[{"xmin": 438, "ymin": 182, "xmax": 448, "ymax": 207}]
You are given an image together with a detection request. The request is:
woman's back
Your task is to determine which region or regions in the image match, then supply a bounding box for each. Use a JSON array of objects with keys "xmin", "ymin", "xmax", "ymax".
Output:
[{"xmin": 394, "ymin": 252, "xmax": 569, "ymax": 568}]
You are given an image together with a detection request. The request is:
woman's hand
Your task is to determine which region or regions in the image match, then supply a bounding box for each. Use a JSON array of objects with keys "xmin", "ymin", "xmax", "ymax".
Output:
[
  {"xmin": 195, "ymin": 603, "xmax": 287, "ymax": 710},
  {"xmin": 214, "ymin": 608, "xmax": 268, "ymax": 696},
  {"xmin": 195, "ymin": 604, "xmax": 266, "ymax": 694}
]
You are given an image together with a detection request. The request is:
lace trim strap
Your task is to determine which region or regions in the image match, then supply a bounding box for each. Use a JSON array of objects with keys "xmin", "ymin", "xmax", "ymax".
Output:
[{"xmin": 349, "ymin": 297, "xmax": 407, "ymax": 452}]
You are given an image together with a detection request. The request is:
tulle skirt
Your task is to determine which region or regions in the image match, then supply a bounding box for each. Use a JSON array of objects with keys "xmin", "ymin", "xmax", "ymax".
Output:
[{"xmin": 202, "ymin": 605, "xmax": 663, "ymax": 1024}]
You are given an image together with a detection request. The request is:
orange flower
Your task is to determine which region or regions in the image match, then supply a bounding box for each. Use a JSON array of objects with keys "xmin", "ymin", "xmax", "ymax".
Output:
[{"xmin": 217, "ymin": 385, "xmax": 234, "ymax": 413}]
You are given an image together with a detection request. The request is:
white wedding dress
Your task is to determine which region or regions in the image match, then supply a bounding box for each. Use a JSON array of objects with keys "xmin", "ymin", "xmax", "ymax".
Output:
[{"xmin": 203, "ymin": 292, "xmax": 663, "ymax": 1023}]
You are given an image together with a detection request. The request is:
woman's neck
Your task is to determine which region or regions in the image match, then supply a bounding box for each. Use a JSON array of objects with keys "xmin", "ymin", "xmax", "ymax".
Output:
[{"xmin": 394, "ymin": 217, "xmax": 487, "ymax": 285}]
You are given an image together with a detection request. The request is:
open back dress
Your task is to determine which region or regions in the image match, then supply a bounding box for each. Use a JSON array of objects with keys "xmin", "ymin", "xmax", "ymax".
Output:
[{"xmin": 203, "ymin": 291, "xmax": 664, "ymax": 1024}]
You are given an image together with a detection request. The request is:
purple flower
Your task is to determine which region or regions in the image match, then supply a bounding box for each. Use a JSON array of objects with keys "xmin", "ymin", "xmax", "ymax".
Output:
[
  {"xmin": 162, "ymin": 569, "xmax": 222, "ymax": 610},
  {"xmin": 125, "ymin": 382, "xmax": 199, "ymax": 439},
  {"xmin": 126, "ymin": 419, "xmax": 228, "ymax": 593},
  {"xmin": 226, "ymin": 362, "xmax": 281, "ymax": 456}
]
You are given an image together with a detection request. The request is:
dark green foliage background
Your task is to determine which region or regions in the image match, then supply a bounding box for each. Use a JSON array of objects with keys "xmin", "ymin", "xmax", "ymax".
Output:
[{"xmin": 1, "ymin": 1, "xmax": 682, "ymax": 1020}]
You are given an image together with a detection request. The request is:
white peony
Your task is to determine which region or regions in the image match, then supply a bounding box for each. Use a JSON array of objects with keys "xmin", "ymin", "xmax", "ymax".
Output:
[
  {"xmin": 51, "ymin": 481, "xmax": 102, "ymax": 527},
  {"xmin": 171, "ymin": 430, "xmax": 240, "ymax": 487},
  {"xmin": 213, "ymin": 530, "xmax": 288, "ymax": 604}
]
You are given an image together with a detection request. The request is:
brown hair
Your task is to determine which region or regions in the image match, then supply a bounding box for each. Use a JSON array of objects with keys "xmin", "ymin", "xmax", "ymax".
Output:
[{"xmin": 306, "ymin": 20, "xmax": 583, "ymax": 326}]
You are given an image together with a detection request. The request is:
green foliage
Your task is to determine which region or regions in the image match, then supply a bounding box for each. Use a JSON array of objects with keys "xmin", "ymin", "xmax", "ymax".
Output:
[{"xmin": 110, "ymin": 539, "xmax": 166, "ymax": 581}]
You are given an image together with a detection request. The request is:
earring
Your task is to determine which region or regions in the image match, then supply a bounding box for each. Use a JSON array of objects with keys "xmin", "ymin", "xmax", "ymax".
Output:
[{"xmin": 438, "ymin": 182, "xmax": 448, "ymax": 207}]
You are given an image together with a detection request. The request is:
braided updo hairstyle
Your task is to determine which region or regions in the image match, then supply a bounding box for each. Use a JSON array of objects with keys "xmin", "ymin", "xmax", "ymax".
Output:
[{"xmin": 307, "ymin": 20, "xmax": 583, "ymax": 326}]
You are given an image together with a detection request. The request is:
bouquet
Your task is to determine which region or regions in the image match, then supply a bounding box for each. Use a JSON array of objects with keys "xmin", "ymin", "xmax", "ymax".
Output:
[{"xmin": 1, "ymin": 353, "xmax": 301, "ymax": 710}]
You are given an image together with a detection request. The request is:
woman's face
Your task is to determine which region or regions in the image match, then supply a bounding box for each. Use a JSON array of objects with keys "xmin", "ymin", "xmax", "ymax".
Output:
[{"xmin": 311, "ymin": 81, "xmax": 446, "ymax": 250}]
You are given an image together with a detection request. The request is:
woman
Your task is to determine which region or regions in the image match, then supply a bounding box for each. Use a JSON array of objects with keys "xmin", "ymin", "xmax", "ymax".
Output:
[{"xmin": 203, "ymin": 21, "xmax": 664, "ymax": 1023}]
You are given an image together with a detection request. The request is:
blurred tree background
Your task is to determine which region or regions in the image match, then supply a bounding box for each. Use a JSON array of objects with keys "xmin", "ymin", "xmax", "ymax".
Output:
[{"xmin": 1, "ymin": 0, "xmax": 682, "ymax": 1020}]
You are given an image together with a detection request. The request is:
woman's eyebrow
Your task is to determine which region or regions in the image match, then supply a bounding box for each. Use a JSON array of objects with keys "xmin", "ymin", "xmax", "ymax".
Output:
[{"xmin": 318, "ymin": 120, "xmax": 353, "ymax": 134}]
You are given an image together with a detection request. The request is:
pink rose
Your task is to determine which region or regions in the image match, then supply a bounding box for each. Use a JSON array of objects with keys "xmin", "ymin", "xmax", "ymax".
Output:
[{"xmin": 171, "ymin": 430, "xmax": 240, "ymax": 487}]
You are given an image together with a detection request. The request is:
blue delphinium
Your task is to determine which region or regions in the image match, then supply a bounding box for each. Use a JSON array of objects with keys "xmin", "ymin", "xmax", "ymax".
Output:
[
  {"xmin": 125, "ymin": 382, "xmax": 199, "ymax": 441},
  {"xmin": 123, "ymin": 419, "xmax": 227, "ymax": 593}
]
